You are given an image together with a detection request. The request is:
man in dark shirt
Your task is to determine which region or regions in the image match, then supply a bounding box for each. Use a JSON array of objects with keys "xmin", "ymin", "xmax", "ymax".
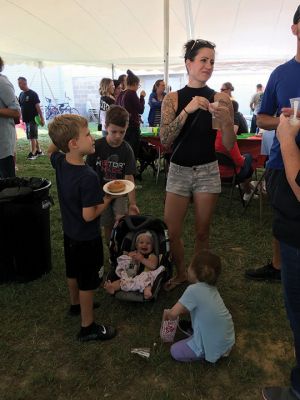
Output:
[{"xmin": 18, "ymin": 77, "xmax": 45, "ymax": 160}]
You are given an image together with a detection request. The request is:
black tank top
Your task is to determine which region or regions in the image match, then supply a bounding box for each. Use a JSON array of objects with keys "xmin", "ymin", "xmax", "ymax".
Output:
[{"xmin": 172, "ymin": 85, "xmax": 216, "ymax": 167}]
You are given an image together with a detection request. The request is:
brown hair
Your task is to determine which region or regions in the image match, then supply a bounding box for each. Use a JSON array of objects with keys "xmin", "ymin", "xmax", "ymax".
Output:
[
  {"xmin": 0, "ymin": 57, "xmax": 4, "ymax": 72},
  {"xmin": 222, "ymin": 82, "xmax": 234, "ymax": 91},
  {"xmin": 48, "ymin": 114, "xmax": 88, "ymax": 153},
  {"xmin": 190, "ymin": 251, "xmax": 221, "ymax": 286},
  {"xmin": 184, "ymin": 39, "xmax": 216, "ymax": 62},
  {"xmin": 152, "ymin": 79, "xmax": 164, "ymax": 93},
  {"xmin": 126, "ymin": 69, "xmax": 140, "ymax": 86},
  {"xmin": 105, "ymin": 105, "xmax": 129, "ymax": 128}
]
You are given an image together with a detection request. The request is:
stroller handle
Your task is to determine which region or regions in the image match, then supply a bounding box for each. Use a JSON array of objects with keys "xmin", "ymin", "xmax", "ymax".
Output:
[{"xmin": 123, "ymin": 215, "xmax": 156, "ymax": 231}]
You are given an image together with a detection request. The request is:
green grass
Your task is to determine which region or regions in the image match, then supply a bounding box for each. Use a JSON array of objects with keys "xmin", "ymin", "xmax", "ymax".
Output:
[{"xmin": 0, "ymin": 132, "xmax": 293, "ymax": 400}]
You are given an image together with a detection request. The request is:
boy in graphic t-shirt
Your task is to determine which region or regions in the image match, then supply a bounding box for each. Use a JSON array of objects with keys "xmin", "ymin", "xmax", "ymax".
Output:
[{"xmin": 87, "ymin": 105, "xmax": 139, "ymax": 245}]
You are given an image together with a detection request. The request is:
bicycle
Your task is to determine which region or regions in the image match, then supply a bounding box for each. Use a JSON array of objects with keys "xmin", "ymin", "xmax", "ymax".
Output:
[
  {"xmin": 44, "ymin": 97, "xmax": 60, "ymax": 120},
  {"xmin": 57, "ymin": 96, "xmax": 79, "ymax": 115}
]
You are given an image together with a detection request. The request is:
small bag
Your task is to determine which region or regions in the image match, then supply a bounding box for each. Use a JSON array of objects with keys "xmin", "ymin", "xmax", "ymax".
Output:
[{"xmin": 160, "ymin": 310, "xmax": 178, "ymax": 343}]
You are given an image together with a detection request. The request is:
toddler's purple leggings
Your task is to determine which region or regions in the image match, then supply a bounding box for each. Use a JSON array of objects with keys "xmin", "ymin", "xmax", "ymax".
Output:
[{"xmin": 170, "ymin": 337, "xmax": 204, "ymax": 362}]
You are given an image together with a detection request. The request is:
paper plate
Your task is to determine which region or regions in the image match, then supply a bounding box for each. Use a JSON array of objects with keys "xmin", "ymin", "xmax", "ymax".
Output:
[
  {"xmin": 103, "ymin": 180, "xmax": 135, "ymax": 196},
  {"xmin": 34, "ymin": 115, "xmax": 42, "ymax": 126}
]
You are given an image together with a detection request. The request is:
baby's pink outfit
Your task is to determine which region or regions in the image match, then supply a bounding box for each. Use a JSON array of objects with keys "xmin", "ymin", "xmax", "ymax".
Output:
[{"xmin": 116, "ymin": 255, "xmax": 165, "ymax": 293}]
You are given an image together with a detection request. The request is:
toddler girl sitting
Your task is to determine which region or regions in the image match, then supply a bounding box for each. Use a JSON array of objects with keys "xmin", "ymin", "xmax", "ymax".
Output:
[
  {"xmin": 104, "ymin": 231, "xmax": 164, "ymax": 299},
  {"xmin": 163, "ymin": 251, "xmax": 235, "ymax": 363}
]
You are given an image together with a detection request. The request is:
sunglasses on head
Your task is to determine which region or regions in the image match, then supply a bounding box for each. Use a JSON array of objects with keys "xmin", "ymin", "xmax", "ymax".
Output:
[
  {"xmin": 186, "ymin": 39, "xmax": 216, "ymax": 59},
  {"xmin": 221, "ymin": 88, "xmax": 228, "ymax": 91}
]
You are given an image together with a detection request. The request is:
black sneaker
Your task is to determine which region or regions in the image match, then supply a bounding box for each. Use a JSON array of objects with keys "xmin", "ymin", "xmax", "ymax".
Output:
[
  {"xmin": 245, "ymin": 262, "xmax": 281, "ymax": 282},
  {"xmin": 262, "ymin": 386, "xmax": 300, "ymax": 400},
  {"xmin": 68, "ymin": 302, "xmax": 100, "ymax": 316},
  {"xmin": 178, "ymin": 319, "xmax": 193, "ymax": 336},
  {"xmin": 77, "ymin": 323, "xmax": 117, "ymax": 342},
  {"xmin": 35, "ymin": 150, "xmax": 44, "ymax": 157},
  {"xmin": 27, "ymin": 152, "xmax": 37, "ymax": 160}
]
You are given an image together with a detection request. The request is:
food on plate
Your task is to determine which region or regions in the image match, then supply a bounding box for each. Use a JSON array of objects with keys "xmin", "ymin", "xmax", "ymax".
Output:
[{"xmin": 107, "ymin": 180, "xmax": 126, "ymax": 193}]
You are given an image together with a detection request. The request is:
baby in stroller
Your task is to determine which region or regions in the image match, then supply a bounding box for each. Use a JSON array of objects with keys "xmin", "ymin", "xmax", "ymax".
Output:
[
  {"xmin": 105, "ymin": 215, "xmax": 172, "ymax": 302},
  {"xmin": 104, "ymin": 231, "xmax": 165, "ymax": 299}
]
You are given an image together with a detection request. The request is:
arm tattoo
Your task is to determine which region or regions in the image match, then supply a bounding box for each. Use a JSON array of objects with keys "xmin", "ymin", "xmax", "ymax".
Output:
[{"xmin": 160, "ymin": 95, "xmax": 186, "ymax": 147}]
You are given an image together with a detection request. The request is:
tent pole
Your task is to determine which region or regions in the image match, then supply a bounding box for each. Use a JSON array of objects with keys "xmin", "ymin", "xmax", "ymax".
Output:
[
  {"xmin": 164, "ymin": 0, "xmax": 169, "ymax": 91},
  {"xmin": 112, "ymin": 63, "xmax": 115, "ymax": 79},
  {"xmin": 184, "ymin": 0, "xmax": 194, "ymax": 39},
  {"xmin": 38, "ymin": 61, "xmax": 46, "ymax": 122}
]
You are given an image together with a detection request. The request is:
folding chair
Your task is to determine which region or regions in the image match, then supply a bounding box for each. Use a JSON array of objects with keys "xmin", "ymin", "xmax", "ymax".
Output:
[
  {"xmin": 215, "ymin": 151, "xmax": 245, "ymax": 214},
  {"xmin": 242, "ymin": 168, "xmax": 267, "ymax": 222}
]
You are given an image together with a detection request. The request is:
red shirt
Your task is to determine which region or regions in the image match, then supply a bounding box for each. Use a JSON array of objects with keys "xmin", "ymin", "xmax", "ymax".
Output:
[{"xmin": 215, "ymin": 131, "xmax": 244, "ymax": 177}]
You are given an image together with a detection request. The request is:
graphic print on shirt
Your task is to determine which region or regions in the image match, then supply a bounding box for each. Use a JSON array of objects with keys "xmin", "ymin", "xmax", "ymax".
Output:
[{"xmin": 96, "ymin": 154, "xmax": 125, "ymax": 182}]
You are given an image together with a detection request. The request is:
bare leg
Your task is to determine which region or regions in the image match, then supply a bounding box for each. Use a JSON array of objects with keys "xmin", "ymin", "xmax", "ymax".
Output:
[
  {"xmin": 193, "ymin": 193, "xmax": 219, "ymax": 253},
  {"xmin": 79, "ymin": 290, "xmax": 94, "ymax": 327},
  {"xmin": 272, "ymin": 237, "xmax": 281, "ymax": 270},
  {"xmin": 143, "ymin": 286, "xmax": 152, "ymax": 300},
  {"xmin": 67, "ymin": 278, "xmax": 80, "ymax": 305},
  {"xmin": 30, "ymin": 138, "xmax": 37, "ymax": 155},
  {"xmin": 104, "ymin": 279, "xmax": 121, "ymax": 295},
  {"xmin": 36, "ymin": 139, "xmax": 41, "ymax": 152},
  {"xmin": 164, "ymin": 192, "xmax": 190, "ymax": 282}
]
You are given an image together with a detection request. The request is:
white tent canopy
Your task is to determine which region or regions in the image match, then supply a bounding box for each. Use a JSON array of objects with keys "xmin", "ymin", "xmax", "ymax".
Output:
[{"xmin": 0, "ymin": 0, "xmax": 299, "ymax": 71}]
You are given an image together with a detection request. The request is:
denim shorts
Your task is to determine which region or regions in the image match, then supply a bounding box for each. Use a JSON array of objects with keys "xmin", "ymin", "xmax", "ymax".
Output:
[{"xmin": 166, "ymin": 161, "xmax": 221, "ymax": 197}]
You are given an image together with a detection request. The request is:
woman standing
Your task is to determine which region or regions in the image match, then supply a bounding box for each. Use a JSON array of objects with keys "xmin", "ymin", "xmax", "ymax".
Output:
[
  {"xmin": 148, "ymin": 79, "xmax": 166, "ymax": 127},
  {"xmin": 117, "ymin": 69, "xmax": 146, "ymax": 158},
  {"xmin": 160, "ymin": 39, "xmax": 235, "ymax": 291},
  {"xmin": 99, "ymin": 78, "xmax": 115, "ymax": 136}
]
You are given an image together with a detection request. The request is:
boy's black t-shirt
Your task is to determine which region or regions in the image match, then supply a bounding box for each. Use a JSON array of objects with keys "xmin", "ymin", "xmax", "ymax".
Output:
[
  {"xmin": 51, "ymin": 152, "xmax": 104, "ymax": 241},
  {"xmin": 19, "ymin": 89, "xmax": 39, "ymax": 122},
  {"xmin": 86, "ymin": 138, "xmax": 136, "ymax": 184}
]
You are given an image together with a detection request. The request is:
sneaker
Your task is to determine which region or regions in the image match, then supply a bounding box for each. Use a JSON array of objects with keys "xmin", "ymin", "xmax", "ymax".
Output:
[
  {"xmin": 243, "ymin": 190, "xmax": 259, "ymax": 202},
  {"xmin": 178, "ymin": 319, "xmax": 193, "ymax": 337},
  {"xmin": 245, "ymin": 262, "xmax": 281, "ymax": 282},
  {"xmin": 262, "ymin": 386, "xmax": 300, "ymax": 400},
  {"xmin": 27, "ymin": 152, "xmax": 37, "ymax": 160},
  {"xmin": 35, "ymin": 150, "xmax": 44, "ymax": 157},
  {"xmin": 77, "ymin": 323, "xmax": 117, "ymax": 342},
  {"xmin": 67, "ymin": 302, "xmax": 100, "ymax": 316}
]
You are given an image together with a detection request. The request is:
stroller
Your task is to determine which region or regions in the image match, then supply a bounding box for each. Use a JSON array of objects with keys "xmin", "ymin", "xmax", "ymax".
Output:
[
  {"xmin": 136, "ymin": 140, "xmax": 159, "ymax": 180},
  {"xmin": 107, "ymin": 215, "xmax": 172, "ymax": 302}
]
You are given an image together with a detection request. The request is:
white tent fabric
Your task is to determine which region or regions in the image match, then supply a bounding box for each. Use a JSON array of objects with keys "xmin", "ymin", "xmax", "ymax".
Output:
[{"xmin": 0, "ymin": 0, "xmax": 299, "ymax": 70}]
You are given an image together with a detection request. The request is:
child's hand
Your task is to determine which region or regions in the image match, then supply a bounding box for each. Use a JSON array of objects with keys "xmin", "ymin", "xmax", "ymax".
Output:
[{"xmin": 129, "ymin": 251, "xmax": 144, "ymax": 262}]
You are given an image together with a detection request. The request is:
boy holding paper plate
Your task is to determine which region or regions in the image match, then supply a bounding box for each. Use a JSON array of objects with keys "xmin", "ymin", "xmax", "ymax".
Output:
[{"xmin": 87, "ymin": 105, "xmax": 139, "ymax": 245}]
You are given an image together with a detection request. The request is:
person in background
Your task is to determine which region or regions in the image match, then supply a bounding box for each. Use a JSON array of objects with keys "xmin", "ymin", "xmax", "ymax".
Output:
[
  {"xmin": 98, "ymin": 78, "xmax": 115, "ymax": 136},
  {"xmin": 160, "ymin": 39, "xmax": 235, "ymax": 291},
  {"xmin": 245, "ymin": 5, "xmax": 300, "ymax": 283},
  {"xmin": 232, "ymin": 100, "xmax": 249, "ymax": 135},
  {"xmin": 18, "ymin": 76, "xmax": 44, "ymax": 160},
  {"xmin": 0, "ymin": 56, "xmax": 21, "ymax": 178},
  {"xmin": 116, "ymin": 69, "xmax": 146, "ymax": 158},
  {"xmin": 148, "ymin": 79, "xmax": 166, "ymax": 127},
  {"xmin": 113, "ymin": 79, "xmax": 122, "ymax": 102},
  {"xmin": 262, "ymin": 114, "xmax": 300, "ymax": 400},
  {"xmin": 118, "ymin": 74, "xmax": 127, "ymax": 91},
  {"xmin": 250, "ymin": 83, "xmax": 264, "ymax": 133},
  {"xmin": 220, "ymin": 82, "xmax": 234, "ymax": 99}
]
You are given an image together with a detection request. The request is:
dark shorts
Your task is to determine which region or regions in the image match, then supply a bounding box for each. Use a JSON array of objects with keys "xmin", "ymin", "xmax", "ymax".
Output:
[
  {"xmin": 64, "ymin": 234, "xmax": 103, "ymax": 291},
  {"xmin": 25, "ymin": 121, "xmax": 38, "ymax": 140}
]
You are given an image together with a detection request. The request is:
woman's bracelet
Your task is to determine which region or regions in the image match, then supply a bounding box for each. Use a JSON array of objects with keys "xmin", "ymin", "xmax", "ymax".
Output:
[{"xmin": 183, "ymin": 108, "xmax": 189, "ymax": 115}]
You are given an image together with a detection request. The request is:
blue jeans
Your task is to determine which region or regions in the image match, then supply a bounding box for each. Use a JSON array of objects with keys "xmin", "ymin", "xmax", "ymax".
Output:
[{"xmin": 280, "ymin": 241, "xmax": 300, "ymax": 396}]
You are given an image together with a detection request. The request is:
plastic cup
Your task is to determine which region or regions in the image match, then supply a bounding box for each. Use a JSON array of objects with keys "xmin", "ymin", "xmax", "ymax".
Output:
[
  {"xmin": 210, "ymin": 101, "xmax": 221, "ymax": 130},
  {"xmin": 160, "ymin": 310, "xmax": 178, "ymax": 343},
  {"xmin": 289, "ymin": 97, "xmax": 300, "ymax": 124}
]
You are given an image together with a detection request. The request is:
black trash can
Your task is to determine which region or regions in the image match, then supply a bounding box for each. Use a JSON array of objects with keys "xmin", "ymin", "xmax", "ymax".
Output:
[{"xmin": 0, "ymin": 177, "xmax": 53, "ymax": 283}]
